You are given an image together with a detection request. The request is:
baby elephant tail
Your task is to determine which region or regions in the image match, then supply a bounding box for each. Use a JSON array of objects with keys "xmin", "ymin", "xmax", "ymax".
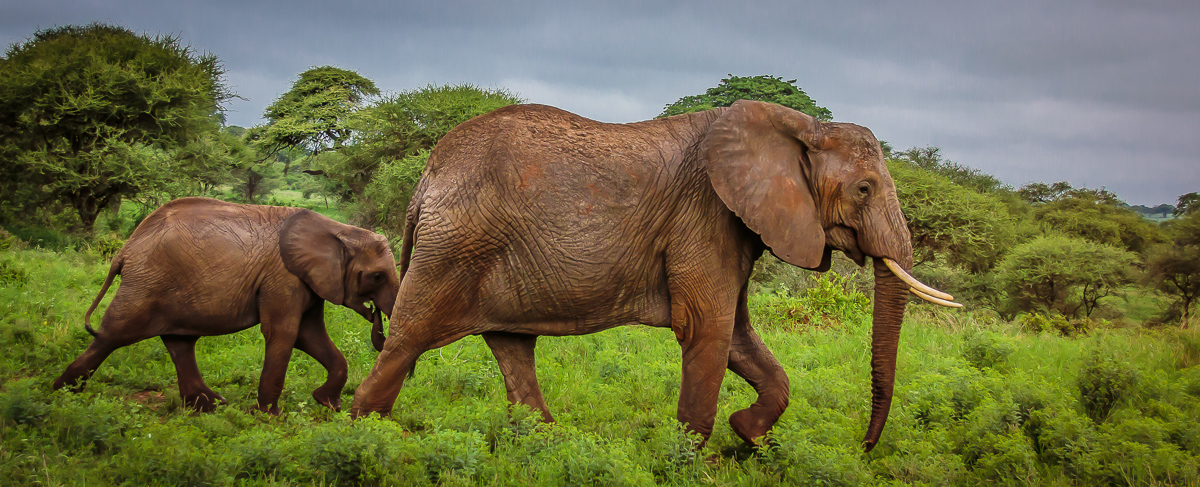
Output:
[{"xmin": 83, "ymin": 258, "xmax": 123, "ymax": 337}]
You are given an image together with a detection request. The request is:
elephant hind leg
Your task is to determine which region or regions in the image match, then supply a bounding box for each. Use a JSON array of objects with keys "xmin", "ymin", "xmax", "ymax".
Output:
[
  {"xmin": 53, "ymin": 336, "xmax": 125, "ymax": 392},
  {"xmin": 294, "ymin": 309, "xmax": 348, "ymax": 411},
  {"xmin": 483, "ymin": 331, "xmax": 554, "ymax": 422},
  {"xmin": 53, "ymin": 309, "xmax": 155, "ymax": 391},
  {"xmin": 727, "ymin": 287, "xmax": 790, "ymax": 444},
  {"xmin": 161, "ymin": 335, "xmax": 225, "ymax": 412}
]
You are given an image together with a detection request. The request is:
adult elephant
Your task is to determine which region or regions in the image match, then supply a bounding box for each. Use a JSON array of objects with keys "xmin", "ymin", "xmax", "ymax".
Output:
[
  {"xmin": 54, "ymin": 197, "xmax": 400, "ymax": 414},
  {"xmin": 350, "ymin": 101, "xmax": 959, "ymax": 451}
]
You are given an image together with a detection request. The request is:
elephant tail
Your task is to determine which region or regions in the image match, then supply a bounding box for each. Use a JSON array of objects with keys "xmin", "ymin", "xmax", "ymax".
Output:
[{"xmin": 83, "ymin": 258, "xmax": 123, "ymax": 337}]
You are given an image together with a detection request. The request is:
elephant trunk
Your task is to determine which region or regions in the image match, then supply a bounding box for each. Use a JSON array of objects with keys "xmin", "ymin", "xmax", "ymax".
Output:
[
  {"xmin": 862, "ymin": 257, "xmax": 909, "ymax": 452},
  {"xmin": 371, "ymin": 286, "xmax": 398, "ymax": 352}
]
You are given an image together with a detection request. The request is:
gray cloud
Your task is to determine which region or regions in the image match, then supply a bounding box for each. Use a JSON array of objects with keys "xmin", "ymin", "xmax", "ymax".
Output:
[{"xmin": 3, "ymin": 0, "xmax": 1196, "ymax": 205}]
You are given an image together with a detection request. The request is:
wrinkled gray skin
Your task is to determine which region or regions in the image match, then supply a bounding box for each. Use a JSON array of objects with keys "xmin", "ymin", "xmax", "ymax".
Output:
[
  {"xmin": 53, "ymin": 197, "xmax": 400, "ymax": 413},
  {"xmin": 352, "ymin": 100, "xmax": 914, "ymax": 451}
]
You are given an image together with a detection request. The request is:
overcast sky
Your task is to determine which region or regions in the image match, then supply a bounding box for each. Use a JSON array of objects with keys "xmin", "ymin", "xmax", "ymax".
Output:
[{"xmin": 4, "ymin": 0, "xmax": 1197, "ymax": 205}]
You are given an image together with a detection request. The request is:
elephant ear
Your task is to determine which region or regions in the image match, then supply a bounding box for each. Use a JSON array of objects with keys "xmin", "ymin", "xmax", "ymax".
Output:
[
  {"xmin": 279, "ymin": 209, "xmax": 348, "ymax": 305},
  {"xmin": 701, "ymin": 99, "xmax": 827, "ymax": 269}
]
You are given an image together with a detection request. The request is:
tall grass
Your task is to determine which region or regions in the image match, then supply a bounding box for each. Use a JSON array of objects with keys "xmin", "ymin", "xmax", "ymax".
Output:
[{"xmin": 2, "ymin": 245, "xmax": 1199, "ymax": 485}]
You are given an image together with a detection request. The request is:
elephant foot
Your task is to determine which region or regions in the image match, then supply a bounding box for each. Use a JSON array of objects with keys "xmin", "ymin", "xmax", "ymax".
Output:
[
  {"xmin": 183, "ymin": 391, "xmax": 225, "ymax": 413},
  {"xmin": 52, "ymin": 375, "xmax": 87, "ymax": 393},
  {"xmin": 729, "ymin": 408, "xmax": 778, "ymax": 445},
  {"xmin": 253, "ymin": 402, "xmax": 282, "ymax": 415},
  {"xmin": 312, "ymin": 388, "xmax": 342, "ymax": 411}
]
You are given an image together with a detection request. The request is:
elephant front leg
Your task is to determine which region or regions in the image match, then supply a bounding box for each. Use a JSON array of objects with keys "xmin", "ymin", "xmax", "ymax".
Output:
[
  {"xmin": 294, "ymin": 311, "xmax": 348, "ymax": 411},
  {"xmin": 672, "ymin": 302, "xmax": 735, "ymax": 442},
  {"xmin": 161, "ymin": 335, "xmax": 225, "ymax": 412},
  {"xmin": 483, "ymin": 331, "xmax": 554, "ymax": 422},
  {"xmin": 256, "ymin": 315, "xmax": 301, "ymax": 415},
  {"xmin": 726, "ymin": 285, "xmax": 790, "ymax": 444}
]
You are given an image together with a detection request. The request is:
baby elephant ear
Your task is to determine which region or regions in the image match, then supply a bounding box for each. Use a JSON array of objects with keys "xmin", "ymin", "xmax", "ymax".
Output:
[
  {"xmin": 701, "ymin": 100, "xmax": 827, "ymax": 269},
  {"xmin": 279, "ymin": 209, "xmax": 347, "ymax": 305}
]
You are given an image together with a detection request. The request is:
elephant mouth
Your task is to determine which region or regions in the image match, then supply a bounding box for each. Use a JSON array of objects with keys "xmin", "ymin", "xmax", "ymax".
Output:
[{"xmin": 825, "ymin": 225, "xmax": 866, "ymax": 266}]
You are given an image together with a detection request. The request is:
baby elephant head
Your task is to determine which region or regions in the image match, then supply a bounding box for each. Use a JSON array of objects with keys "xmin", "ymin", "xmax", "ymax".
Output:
[{"xmin": 279, "ymin": 209, "xmax": 401, "ymax": 352}]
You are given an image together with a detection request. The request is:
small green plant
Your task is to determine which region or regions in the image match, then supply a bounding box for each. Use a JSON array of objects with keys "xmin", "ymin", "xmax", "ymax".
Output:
[
  {"xmin": 1077, "ymin": 350, "xmax": 1138, "ymax": 423},
  {"xmin": 0, "ymin": 258, "xmax": 27, "ymax": 285},
  {"xmin": 420, "ymin": 428, "xmax": 488, "ymax": 483}
]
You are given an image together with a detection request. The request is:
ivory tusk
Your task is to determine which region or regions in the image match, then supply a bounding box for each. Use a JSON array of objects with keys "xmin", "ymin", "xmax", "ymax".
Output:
[
  {"xmin": 911, "ymin": 288, "xmax": 964, "ymax": 308},
  {"xmin": 882, "ymin": 258, "xmax": 955, "ymax": 301}
]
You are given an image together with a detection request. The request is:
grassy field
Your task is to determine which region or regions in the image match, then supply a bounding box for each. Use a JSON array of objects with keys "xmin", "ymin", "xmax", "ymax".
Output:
[{"xmin": 2, "ymin": 241, "xmax": 1200, "ymax": 485}]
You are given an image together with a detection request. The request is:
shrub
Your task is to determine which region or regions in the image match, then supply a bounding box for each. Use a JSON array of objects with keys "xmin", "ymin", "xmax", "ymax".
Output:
[
  {"xmin": 420, "ymin": 428, "xmax": 488, "ymax": 483},
  {"xmin": 0, "ymin": 379, "xmax": 48, "ymax": 425},
  {"xmin": 0, "ymin": 257, "xmax": 27, "ymax": 285},
  {"xmin": 112, "ymin": 421, "xmax": 234, "ymax": 486},
  {"xmin": 962, "ymin": 329, "xmax": 1014, "ymax": 370},
  {"xmin": 307, "ymin": 417, "xmax": 406, "ymax": 485},
  {"xmin": 1018, "ymin": 312, "xmax": 1100, "ymax": 337},
  {"xmin": 643, "ymin": 421, "xmax": 703, "ymax": 480},
  {"xmin": 510, "ymin": 423, "xmax": 653, "ymax": 487},
  {"xmin": 1077, "ymin": 350, "xmax": 1139, "ymax": 423}
]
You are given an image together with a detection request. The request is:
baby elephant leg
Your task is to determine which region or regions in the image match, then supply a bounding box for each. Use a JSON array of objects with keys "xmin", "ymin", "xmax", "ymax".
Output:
[{"xmin": 294, "ymin": 312, "xmax": 348, "ymax": 411}]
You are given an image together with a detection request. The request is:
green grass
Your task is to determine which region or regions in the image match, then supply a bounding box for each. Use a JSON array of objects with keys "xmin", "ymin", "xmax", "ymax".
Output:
[{"xmin": 2, "ymin": 246, "xmax": 1200, "ymax": 485}]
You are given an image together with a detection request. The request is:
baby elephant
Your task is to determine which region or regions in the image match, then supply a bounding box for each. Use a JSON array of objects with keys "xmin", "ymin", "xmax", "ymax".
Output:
[{"xmin": 53, "ymin": 197, "xmax": 400, "ymax": 413}]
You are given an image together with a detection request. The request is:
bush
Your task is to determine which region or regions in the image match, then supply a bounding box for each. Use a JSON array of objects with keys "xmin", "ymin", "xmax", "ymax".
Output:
[
  {"xmin": 962, "ymin": 329, "xmax": 1014, "ymax": 370},
  {"xmin": 420, "ymin": 428, "xmax": 488, "ymax": 483},
  {"xmin": 997, "ymin": 235, "xmax": 1136, "ymax": 318},
  {"xmin": 1077, "ymin": 350, "xmax": 1139, "ymax": 423},
  {"xmin": 0, "ymin": 379, "xmax": 48, "ymax": 425},
  {"xmin": 509, "ymin": 423, "xmax": 654, "ymax": 487},
  {"xmin": 1018, "ymin": 312, "xmax": 1101, "ymax": 337},
  {"xmin": 307, "ymin": 417, "xmax": 406, "ymax": 485}
]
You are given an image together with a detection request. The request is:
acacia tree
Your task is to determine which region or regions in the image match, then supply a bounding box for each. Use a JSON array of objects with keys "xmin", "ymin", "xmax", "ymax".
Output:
[
  {"xmin": 0, "ymin": 23, "xmax": 232, "ymax": 233},
  {"xmin": 658, "ymin": 75, "xmax": 832, "ymax": 120},
  {"xmin": 251, "ymin": 66, "xmax": 380, "ymax": 159},
  {"xmin": 997, "ymin": 235, "xmax": 1136, "ymax": 318},
  {"xmin": 1176, "ymin": 192, "xmax": 1199, "ymax": 217},
  {"xmin": 1146, "ymin": 212, "xmax": 1200, "ymax": 329},
  {"xmin": 342, "ymin": 83, "xmax": 524, "ymax": 232},
  {"xmin": 888, "ymin": 159, "xmax": 1016, "ymax": 272}
]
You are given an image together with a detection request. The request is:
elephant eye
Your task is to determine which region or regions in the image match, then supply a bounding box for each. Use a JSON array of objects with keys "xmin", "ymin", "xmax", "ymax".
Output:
[
  {"xmin": 371, "ymin": 272, "xmax": 385, "ymax": 282},
  {"xmin": 857, "ymin": 183, "xmax": 871, "ymax": 196}
]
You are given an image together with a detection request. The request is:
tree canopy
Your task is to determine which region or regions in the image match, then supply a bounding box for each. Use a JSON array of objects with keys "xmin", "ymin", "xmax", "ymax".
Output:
[
  {"xmin": 0, "ymin": 23, "xmax": 232, "ymax": 232},
  {"xmin": 250, "ymin": 66, "xmax": 380, "ymax": 158},
  {"xmin": 335, "ymin": 83, "xmax": 524, "ymax": 232},
  {"xmin": 888, "ymin": 159, "xmax": 1017, "ymax": 272},
  {"xmin": 658, "ymin": 75, "xmax": 832, "ymax": 120},
  {"xmin": 997, "ymin": 235, "xmax": 1136, "ymax": 318}
]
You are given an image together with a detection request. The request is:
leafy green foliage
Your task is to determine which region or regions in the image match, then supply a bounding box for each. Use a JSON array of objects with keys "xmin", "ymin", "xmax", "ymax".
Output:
[
  {"xmin": 0, "ymin": 23, "xmax": 232, "ymax": 232},
  {"xmin": 251, "ymin": 66, "xmax": 380, "ymax": 158},
  {"xmin": 658, "ymin": 75, "xmax": 832, "ymax": 120},
  {"xmin": 997, "ymin": 235, "xmax": 1136, "ymax": 317},
  {"xmin": 894, "ymin": 146, "xmax": 1010, "ymax": 194},
  {"xmin": 1145, "ymin": 212, "xmax": 1200, "ymax": 329},
  {"xmin": 889, "ymin": 159, "xmax": 1017, "ymax": 272},
  {"xmin": 1032, "ymin": 194, "xmax": 1162, "ymax": 253},
  {"xmin": 1175, "ymin": 192, "xmax": 1199, "ymax": 217},
  {"xmin": 336, "ymin": 84, "xmax": 523, "ymax": 229},
  {"xmin": 1077, "ymin": 350, "xmax": 1139, "ymax": 423}
]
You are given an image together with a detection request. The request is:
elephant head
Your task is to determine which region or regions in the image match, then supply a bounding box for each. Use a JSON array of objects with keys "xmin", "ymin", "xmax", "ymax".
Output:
[
  {"xmin": 701, "ymin": 100, "xmax": 959, "ymax": 451},
  {"xmin": 279, "ymin": 209, "xmax": 401, "ymax": 352}
]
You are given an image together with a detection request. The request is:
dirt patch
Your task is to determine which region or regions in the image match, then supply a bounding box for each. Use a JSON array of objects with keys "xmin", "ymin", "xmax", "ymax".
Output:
[{"xmin": 128, "ymin": 390, "xmax": 166, "ymax": 407}]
